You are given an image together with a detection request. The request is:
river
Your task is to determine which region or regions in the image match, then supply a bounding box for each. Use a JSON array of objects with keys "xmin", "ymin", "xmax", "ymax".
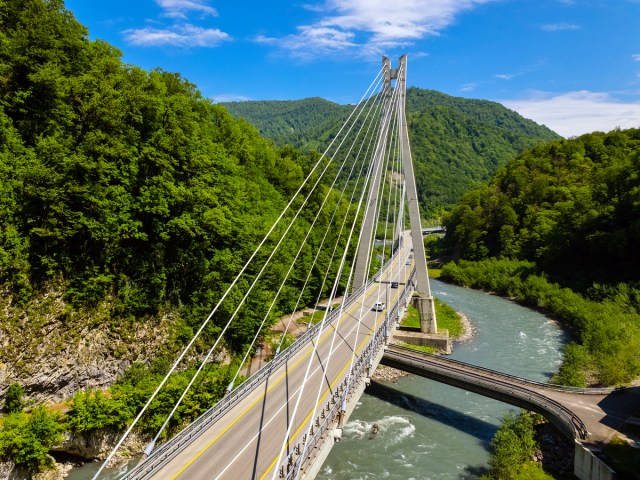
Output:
[
  {"xmin": 316, "ymin": 278, "xmax": 568, "ymax": 480},
  {"xmin": 67, "ymin": 278, "xmax": 567, "ymax": 480}
]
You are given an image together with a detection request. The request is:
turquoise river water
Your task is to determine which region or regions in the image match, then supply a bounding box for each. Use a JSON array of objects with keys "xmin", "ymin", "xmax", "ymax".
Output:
[
  {"xmin": 68, "ymin": 278, "xmax": 568, "ymax": 480},
  {"xmin": 316, "ymin": 278, "xmax": 568, "ymax": 480}
]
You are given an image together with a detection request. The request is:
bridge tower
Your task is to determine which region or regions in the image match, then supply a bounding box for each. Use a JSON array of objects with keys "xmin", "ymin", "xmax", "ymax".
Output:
[{"xmin": 352, "ymin": 55, "xmax": 437, "ymax": 333}]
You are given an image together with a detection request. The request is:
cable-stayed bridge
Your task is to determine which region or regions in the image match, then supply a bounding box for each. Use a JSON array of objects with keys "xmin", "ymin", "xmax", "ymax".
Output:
[
  {"xmin": 93, "ymin": 55, "xmax": 635, "ymax": 480},
  {"xmin": 92, "ymin": 54, "xmax": 438, "ymax": 480}
]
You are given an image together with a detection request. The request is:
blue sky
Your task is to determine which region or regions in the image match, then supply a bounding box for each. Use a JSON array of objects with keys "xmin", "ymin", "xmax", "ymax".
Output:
[{"xmin": 66, "ymin": 0, "xmax": 640, "ymax": 137}]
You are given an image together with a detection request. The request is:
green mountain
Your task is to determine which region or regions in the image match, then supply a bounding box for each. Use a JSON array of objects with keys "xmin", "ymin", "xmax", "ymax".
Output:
[
  {"xmin": 223, "ymin": 88, "xmax": 560, "ymax": 218},
  {"xmin": 220, "ymin": 97, "xmax": 351, "ymax": 151}
]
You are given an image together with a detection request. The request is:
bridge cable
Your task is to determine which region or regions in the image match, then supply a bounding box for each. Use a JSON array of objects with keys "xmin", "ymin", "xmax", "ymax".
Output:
[
  {"xmin": 91, "ymin": 67, "xmax": 385, "ymax": 479},
  {"xmin": 225, "ymin": 82, "xmax": 388, "ymax": 392},
  {"xmin": 210, "ymin": 83, "xmax": 388, "ymax": 480},
  {"xmin": 268, "ymin": 81, "xmax": 403, "ymax": 480},
  {"xmin": 270, "ymin": 87, "xmax": 387, "ymax": 354},
  {"xmin": 289, "ymin": 82, "xmax": 403, "ymax": 480},
  {"xmin": 142, "ymin": 72, "xmax": 387, "ymax": 453},
  {"xmin": 340, "ymin": 83, "xmax": 403, "ymax": 426},
  {"xmin": 211, "ymin": 88, "xmax": 388, "ymax": 480}
]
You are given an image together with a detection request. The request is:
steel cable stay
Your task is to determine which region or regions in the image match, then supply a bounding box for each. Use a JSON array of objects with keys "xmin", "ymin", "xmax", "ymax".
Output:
[
  {"xmin": 340, "ymin": 83, "xmax": 403, "ymax": 428},
  {"xmin": 269, "ymin": 82, "xmax": 403, "ymax": 480},
  {"xmin": 299, "ymin": 97, "xmax": 386, "ymax": 331},
  {"xmin": 140, "ymin": 68, "xmax": 386, "ymax": 455},
  {"xmin": 225, "ymin": 81, "xmax": 388, "ymax": 394},
  {"xmin": 391, "ymin": 99, "xmax": 404, "ymax": 248},
  {"xmin": 211, "ymin": 97, "xmax": 388, "ymax": 480},
  {"xmin": 266, "ymin": 114, "xmax": 386, "ymax": 480},
  {"xmin": 274, "ymin": 88, "xmax": 387, "ymax": 354},
  {"xmin": 91, "ymin": 66, "xmax": 384, "ymax": 480}
]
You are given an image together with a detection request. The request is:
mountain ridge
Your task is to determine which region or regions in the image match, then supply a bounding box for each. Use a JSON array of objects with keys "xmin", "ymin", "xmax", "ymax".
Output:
[{"xmin": 222, "ymin": 88, "xmax": 561, "ymax": 217}]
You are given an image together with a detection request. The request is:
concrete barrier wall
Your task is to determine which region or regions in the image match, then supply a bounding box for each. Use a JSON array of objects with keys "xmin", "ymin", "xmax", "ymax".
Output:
[{"xmin": 574, "ymin": 443, "xmax": 616, "ymax": 480}]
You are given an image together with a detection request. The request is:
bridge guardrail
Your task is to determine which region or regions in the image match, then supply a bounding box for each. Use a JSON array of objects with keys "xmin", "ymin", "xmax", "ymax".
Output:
[
  {"xmin": 393, "ymin": 347, "xmax": 616, "ymax": 395},
  {"xmin": 384, "ymin": 346, "xmax": 588, "ymax": 440},
  {"xmin": 124, "ymin": 240, "xmax": 407, "ymax": 479},
  {"xmin": 284, "ymin": 270, "xmax": 414, "ymax": 479}
]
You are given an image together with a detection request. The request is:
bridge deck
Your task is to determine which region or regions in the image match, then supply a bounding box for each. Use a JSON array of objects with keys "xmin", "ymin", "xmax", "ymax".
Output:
[{"xmin": 127, "ymin": 235, "xmax": 414, "ymax": 480}]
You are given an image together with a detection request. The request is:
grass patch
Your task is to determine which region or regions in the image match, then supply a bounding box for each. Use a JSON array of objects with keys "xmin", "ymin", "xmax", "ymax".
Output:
[
  {"xmin": 400, "ymin": 305, "xmax": 421, "ymax": 328},
  {"xmin": 434, "ymin": 298, "xmax": 462, "ymax": 337},
  {"xmin": 299, "ymin": 304, "xmax": 340, "ymax": 325},
  {"xmin": 603, "ymin": 436, "xmax": 640, "ymax": 478},
  {"xmin": 428, "ymin": 268, "xmax": 442, "ymax": 278},
  {"xmin": 399, "ymin": 342, "xmax": 439, "ymax": 354},
  {"xmin": 400, "ymin": 300, "xmax": 462, "ymax": 338}
]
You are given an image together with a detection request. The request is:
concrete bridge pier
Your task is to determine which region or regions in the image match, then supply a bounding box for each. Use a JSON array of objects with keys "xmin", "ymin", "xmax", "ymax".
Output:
[{"xmin": 414, "ymin": 295, "xmax": 437, "ymax": 334}]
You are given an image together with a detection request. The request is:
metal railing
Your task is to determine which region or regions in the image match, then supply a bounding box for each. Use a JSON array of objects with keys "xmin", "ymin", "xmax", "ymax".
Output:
[
  {"xmin": 395, "ymin": 349, "xmax": 617, "ymax": 395},
  {"xmin": 124, "ymin": 239, "xmax": 407, "ymax": 479},
  {"xmin": 383, "ymin": 346, "xmax": 589, "ymax": 441}
]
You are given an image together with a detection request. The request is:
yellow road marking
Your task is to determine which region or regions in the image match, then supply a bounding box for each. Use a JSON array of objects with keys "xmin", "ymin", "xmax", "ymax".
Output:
[{"xmin": 169, "ymin": 251, "xmax": 407, "ymax": 479}]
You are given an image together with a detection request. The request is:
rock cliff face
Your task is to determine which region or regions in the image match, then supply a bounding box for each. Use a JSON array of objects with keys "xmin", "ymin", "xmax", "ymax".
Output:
[
  {"xmin": 0, "ymin": 287, "xmax": 174, "ymax": 404},
  {"xmin": 53, "ymin": 429, "xmax": 148, "ymax": 462}
]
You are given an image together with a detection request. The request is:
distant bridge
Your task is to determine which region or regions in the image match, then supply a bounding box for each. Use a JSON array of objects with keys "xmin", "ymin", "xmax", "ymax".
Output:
[{"xmin": 422, "ymin": 226, "xmax": 445, "ymax": 235}]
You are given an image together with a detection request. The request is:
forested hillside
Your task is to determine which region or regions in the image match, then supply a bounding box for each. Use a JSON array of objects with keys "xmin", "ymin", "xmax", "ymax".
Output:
[
  {"xmin": 220, "ymin": 97, "xmax": 350, "ymax": 151},
  {"xmin": 0, "ymin": 1, "xmax": 361, "ymax": 472},
  {"xmin": 223, "ymin": 88, "xmax": 560, "ymax": 218},
  {"xmin": 0, "ymin": 0, "xmax": 347, "ymax": 400},
  {"xmin": 440, "ymin": 129, "xmax": 640, "ymax": 387}
]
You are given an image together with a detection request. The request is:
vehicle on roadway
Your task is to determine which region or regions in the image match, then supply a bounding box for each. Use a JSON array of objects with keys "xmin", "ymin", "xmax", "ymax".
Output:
[
  {"xmin": 390, "ymin": 281, "xmax": 399, "ymax": 288},
  {"xmin": 372, "ymin": 301, "xmax": 385, "ymax": 311}
]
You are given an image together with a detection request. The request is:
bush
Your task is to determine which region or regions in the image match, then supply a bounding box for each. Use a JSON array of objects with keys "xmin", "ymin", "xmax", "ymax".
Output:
[
  {"xmin": 483, "ymin": 411, "xmax": 537, "ymax": 480},
  {"xmin": 0, "ymin": 406, "xmax": 63, "ymax": 472},
  {"xmin": 4, "ymin": 383, "xmax": 25, "ymax": 413}
]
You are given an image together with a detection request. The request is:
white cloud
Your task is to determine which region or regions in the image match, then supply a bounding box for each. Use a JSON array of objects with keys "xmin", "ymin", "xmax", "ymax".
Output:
[
  {"xmin": 541, "ymin": 23, "xmax": 581, "ymax": 31},
  {"xmin": 633, "ymin": 54, "xmax": 640, "ymax": 62},
  {"xmin": 495, "ymin": 73, "xmax": 513, "ymax": 80},
  {"xmin": 123, "ymin": 24, "xmax": 229, "ymax": 47},
  {"xmin": 263, "ymin": 0, "xmax": 496, "ymax": 57},
  {"xmin": 156, "ymin": 0, "xmax": 217, "ymax": 19},
  {"xmin": 257, "ymin": 26, "xmax": 358, "ymax": 59},
  {"xmin": 461, "ymin": 83, "xmax": 477, "ymax": 92},
  {"xmin": 213, "ymin": 94, "xmax": 253, "ymax": 103},
  {"xmin": 503, "ymin": 90, "xmax": 640, "ymax": 138}
]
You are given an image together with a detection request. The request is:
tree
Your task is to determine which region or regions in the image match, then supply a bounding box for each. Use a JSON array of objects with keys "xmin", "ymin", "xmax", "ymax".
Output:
[{"xmin": 4, "ymin": 383, "xmax": 25, "ymax": 413}]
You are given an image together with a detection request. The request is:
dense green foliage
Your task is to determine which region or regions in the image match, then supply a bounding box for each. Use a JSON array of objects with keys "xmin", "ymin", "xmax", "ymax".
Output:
[
  {"xmin": 4, "ymin": 383, "xmax": 25, "ymax": 413},
  {"xmin": 0, "ymin": 406, "xmax": 63, "ymax": 472},
  {"xmin": 0, "ymin": 0, "xmax": 354, "ymax": 352},
  {"xmin": 440, "ymin": 129, "xmax": 640, "ymax": 387},
  {"xmin": 223, "ymin": 88, "xmax": 559, "ymax": 218},
  {"xmin": 443, "ymin": 129, "xmax": 640, "ymax": 288},
  {"xmin": 482, "ymin": 412, "xmax": 550, "ymax": 480},
  {"xmin": 67, "ymin": 362, "xmax": 235, "ymax": 438},
  {"xmin": 441, "ymin": 259, "xmax": 640, "ymax": 386}
]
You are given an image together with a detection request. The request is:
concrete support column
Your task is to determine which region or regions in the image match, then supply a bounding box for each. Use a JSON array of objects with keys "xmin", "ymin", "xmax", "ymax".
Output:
[{"xmin": 413, "ymin": 295, "xmax": 437, "ymax": 334}]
